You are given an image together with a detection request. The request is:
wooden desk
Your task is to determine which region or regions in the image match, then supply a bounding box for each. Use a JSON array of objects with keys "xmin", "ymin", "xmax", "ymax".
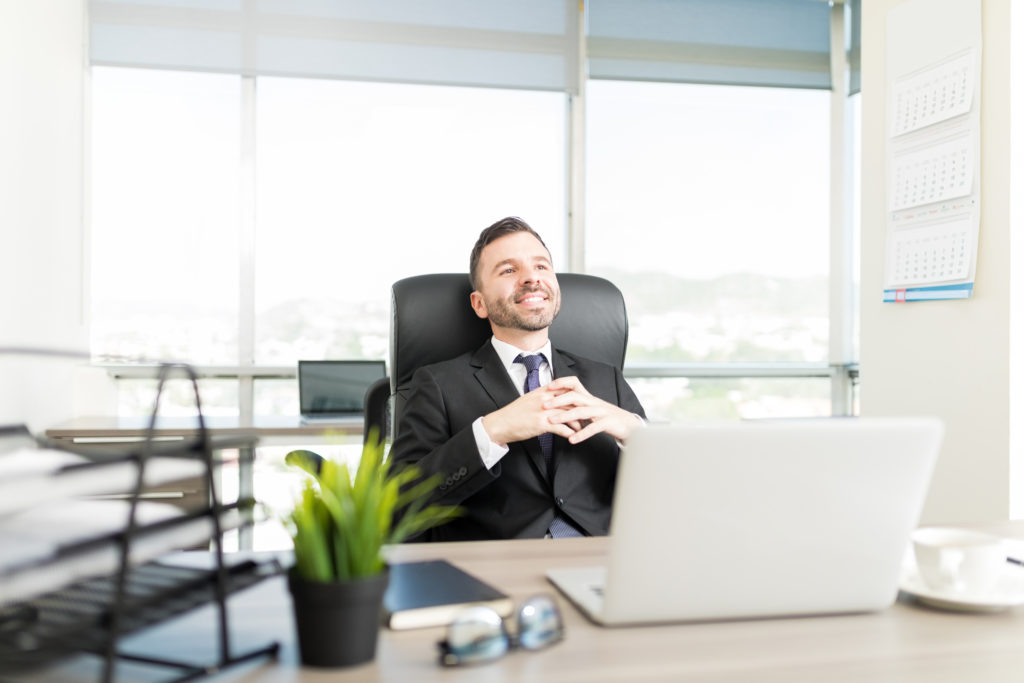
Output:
[
  {"xmin": 43, "ymin": 416, "xmax": 365, "ymax": 549},
  {"xmin": 44, "ymin": 415, "xmax": 365, "ymax": 443},
  {"xmin": 29, "ymin": 523, "xmax": 1024, "ymax": 682}
]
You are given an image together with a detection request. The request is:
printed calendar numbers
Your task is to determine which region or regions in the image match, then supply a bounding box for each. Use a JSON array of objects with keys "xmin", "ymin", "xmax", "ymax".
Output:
[
  {"xmin": 889, "ymin": 223, "xmax": 970, "ymax": 286},
  {"xmin": 890, "ymin": 135, "xmax": 972, "ymax": 212},
  {"xmin": 892, "ymin": 51, "xmax": 974, "ymax": 137}
]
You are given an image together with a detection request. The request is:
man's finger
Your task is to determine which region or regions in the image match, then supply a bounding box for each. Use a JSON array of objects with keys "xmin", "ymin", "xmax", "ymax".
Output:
[
  {"xmin": 548, "ymin": 404, "xmax": 603, "ymax": 424},
  {"xmin": 546, "ymin": 422, "xmax": 577, "ymax": 439},
  {"xmin": 566, "ymin": 421, "xmax": 603, "ymax": 444},
  {"xmin": 546, "ymin": 376, "xmax": 588, "ymax": 394}
]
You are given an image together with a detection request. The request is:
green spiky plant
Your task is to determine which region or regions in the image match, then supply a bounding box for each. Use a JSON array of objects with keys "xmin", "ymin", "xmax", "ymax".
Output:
[{"xmin": 284, "ymin": 429, "xmax": 460, "ymax": 582}]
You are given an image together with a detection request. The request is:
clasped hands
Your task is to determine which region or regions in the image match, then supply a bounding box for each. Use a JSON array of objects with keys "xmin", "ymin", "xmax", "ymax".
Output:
[{"xmin": 481, "ymin": 376, "xmax": 640, "ymax": 448}]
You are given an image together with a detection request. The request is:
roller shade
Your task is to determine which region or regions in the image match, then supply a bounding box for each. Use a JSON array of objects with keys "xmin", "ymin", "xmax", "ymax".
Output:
[
  {"xmin": 89, "ymin": 0, "xmax": 581, "ymax": 93},
  {"xmin": 587, "ymin": 0, "xmax": 833, "ymax": 90},
  {"xmin": 848, "ymin": 0, "xmax": 861, "ymax": 94},
  {"xmin": 90, "ymin": 1, "xmax": 857, "ymax": 94}
]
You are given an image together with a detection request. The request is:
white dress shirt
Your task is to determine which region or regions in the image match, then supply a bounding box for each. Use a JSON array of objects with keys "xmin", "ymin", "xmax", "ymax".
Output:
[{"xmin": 472, "ymin": 336, "xmax": 553, "ymax": 470}]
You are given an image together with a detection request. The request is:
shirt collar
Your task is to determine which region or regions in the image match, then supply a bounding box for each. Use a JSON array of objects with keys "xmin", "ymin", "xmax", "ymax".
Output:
[{"xmin": 490, "ymin": 336, "xmax": 553, "ymax": 372}]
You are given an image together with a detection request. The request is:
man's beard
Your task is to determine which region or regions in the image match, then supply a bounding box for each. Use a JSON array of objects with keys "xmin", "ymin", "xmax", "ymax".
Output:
[{"xmin": 485, "ymin": 283, "xmax": 561, "ymax": 332}]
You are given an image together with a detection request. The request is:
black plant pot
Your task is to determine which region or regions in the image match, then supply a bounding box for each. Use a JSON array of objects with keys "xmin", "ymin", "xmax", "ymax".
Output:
[{"xmin": 287, "ymin": 568, "xmax": 390, "ymax": 668}]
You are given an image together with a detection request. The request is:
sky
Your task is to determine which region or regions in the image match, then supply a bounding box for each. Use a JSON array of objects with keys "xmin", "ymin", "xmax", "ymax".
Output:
[{"xmin": 91, "ymin": 68, "xmax": 833, "ymax": 317}]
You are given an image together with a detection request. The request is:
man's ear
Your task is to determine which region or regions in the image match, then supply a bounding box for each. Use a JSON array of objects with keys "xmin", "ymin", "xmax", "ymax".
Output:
[{"xmin": 469, "ymin": 291, "xmax": 489, "ymax": 320}]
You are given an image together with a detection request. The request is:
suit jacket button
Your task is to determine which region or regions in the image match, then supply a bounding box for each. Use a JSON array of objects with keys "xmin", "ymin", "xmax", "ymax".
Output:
[{"xmin": 556, "ymin": 497, "xmax": 565, "ymax": 507}]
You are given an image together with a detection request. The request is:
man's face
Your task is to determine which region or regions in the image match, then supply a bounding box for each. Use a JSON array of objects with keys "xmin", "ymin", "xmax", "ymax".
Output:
[{"xmin": 471, "ymin": 231, "xmax": 561, "ymax": 334}]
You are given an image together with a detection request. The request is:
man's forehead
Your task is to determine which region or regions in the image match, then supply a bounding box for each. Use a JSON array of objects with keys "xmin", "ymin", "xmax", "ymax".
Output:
[{"xmin": 482, "ymin": 232, "xmax": 551, "ymax": 263}]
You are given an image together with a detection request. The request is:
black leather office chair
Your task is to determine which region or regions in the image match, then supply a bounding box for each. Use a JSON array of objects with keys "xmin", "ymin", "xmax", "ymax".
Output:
[
  {"xmin": 362, "ymin": 375, "xmax": 390, "ymax": 446},
  {"xmin": 384, "ymin": 272, "xmax": 630, "ymax": 442}
]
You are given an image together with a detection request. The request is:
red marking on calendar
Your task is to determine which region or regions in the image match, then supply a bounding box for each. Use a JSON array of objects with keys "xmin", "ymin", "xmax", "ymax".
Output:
[{"xmin": 895, "ymin": 290, "xmax": 907, "ymax": 302}]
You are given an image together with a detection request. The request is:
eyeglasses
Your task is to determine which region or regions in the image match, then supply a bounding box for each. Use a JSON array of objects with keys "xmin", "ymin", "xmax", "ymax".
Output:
[{"xmin": 438, "ymin": 594, "xmax": 565, "ymax": 667}]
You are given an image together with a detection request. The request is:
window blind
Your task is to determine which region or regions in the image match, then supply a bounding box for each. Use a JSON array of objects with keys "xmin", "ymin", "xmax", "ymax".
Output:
[
  {"xmin": 587, "ymin": 0, "xmax": 833, "ymax": 90},
  {"xmin": 89, "ymin": 0, "xmax": 581, "ymax": 93},
  {"xmin": 847, "ymin": 0, "xmax": 861, "ymax": 95},
  {"xmin": 90, "ymin": 0, "xmax": 857, "ymax": 94}
]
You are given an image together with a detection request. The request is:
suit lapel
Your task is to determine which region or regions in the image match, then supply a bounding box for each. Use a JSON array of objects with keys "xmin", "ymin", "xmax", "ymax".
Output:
[
  {"xmin": 470, "ymin": 341, "xmax": 519, "ymax": 408},
  {"xmin": 550, "ymin": 347, "xmax": 576, "ymax": 381}
]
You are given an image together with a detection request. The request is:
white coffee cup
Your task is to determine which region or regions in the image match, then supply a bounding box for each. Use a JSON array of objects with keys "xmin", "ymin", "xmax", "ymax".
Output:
[{"xmin": 911, "ymin": 527, "xmax": 1004, "ymax": 594}]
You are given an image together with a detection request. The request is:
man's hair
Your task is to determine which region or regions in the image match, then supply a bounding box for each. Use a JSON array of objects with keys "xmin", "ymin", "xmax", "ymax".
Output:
[{"xmin": 469, "ymin": 216, "xmax": 549, "ymax": 291}]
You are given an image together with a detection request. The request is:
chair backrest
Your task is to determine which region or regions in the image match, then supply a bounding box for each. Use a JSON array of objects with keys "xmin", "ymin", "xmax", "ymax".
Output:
[
  {"xmin": 388, "ymin": 272, "xmax": 630, "ymax": 439},
  {"xmin": 362, "ymin": 376, "xmax": 391, "ymax": 446}
]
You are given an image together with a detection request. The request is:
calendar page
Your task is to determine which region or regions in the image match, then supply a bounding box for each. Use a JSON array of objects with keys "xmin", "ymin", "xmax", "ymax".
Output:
[
  {"xmin": 886, "ymin": 219, "xmax": 971, "ymax": 287},
  {"xmin": 892, "ymin": 50, "xmax": 974, "ymax": 138},
  {"xmin": 889, "ymin": 134, "xmax": 972, "ymax": 212}
]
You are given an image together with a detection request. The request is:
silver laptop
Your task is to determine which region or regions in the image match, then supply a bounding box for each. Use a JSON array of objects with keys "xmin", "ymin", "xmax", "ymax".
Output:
[
  {"xmin": 547, "ymin": 417, "xmax": 943, "ymax": 626},
  {"xmin": 298, "ymin": 360, "xmax": 386, "ymax": 423}
]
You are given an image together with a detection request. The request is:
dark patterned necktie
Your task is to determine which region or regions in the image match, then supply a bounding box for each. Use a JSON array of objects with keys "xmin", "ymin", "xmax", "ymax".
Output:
[
  {"xmin": 515, "ymin": 354, "xmax": 553, "ymax": 473},
  {"xmin": 514, "ymin": 353, "xmax": 582, "ymax": 539}
]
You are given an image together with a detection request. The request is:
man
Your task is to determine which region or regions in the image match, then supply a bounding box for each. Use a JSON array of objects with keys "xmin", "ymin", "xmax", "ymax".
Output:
[{"xmin": 391, "ymin": 217, "xmax": 645, "ymax": 541}]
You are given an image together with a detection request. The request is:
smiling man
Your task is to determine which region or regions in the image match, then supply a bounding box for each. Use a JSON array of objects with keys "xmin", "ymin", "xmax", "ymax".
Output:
[{"xmin": 391, "ymin": 217, "xmax": 646, "ymax": 541}]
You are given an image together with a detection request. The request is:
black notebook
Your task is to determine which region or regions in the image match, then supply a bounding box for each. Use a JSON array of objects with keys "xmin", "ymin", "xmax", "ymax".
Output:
[{"xmin": 382, "ymin": 560, "xmax": 513, "ymax": 630}]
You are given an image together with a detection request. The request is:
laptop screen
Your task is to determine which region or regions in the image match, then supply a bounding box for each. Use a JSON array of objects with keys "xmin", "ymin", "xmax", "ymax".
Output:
[{"xmin": 298, "ymin": 360, "xmax": 386, "ymax": 416}]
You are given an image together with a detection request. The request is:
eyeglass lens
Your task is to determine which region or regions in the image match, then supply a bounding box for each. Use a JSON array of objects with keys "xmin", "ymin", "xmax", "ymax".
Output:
[
  {"xmin": 440, "ymin": 595, "xmax": 564, "ymax": 666},
  {"xmin": 517, "ymin": 595, "xmax": 564, "ymax": 650},
  {"xmin": 442, "ymin": 606, "xmax": 510, "ymax": 666}
]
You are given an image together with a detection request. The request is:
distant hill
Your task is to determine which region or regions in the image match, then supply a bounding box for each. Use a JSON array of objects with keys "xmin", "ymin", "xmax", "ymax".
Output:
[{"xmin": 590, "ymin": 268, "xmax": 829, "ymax": 317}]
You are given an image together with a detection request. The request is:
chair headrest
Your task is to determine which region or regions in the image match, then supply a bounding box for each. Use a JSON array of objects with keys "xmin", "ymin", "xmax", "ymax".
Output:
[{"xmin": 390, "ymin": 273, "xmax": 629, "ymax": 392}]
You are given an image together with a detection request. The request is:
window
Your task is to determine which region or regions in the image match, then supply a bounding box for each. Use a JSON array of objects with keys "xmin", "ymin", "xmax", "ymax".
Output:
[
  {"xmin": 87, "ymin": 2, "xmax": 860, "ymax": 551},
  {"xmin": 630, "ymin": 377, "xmax": 832, "ymax": 422},
  {"xmin": 254, "ymin": 78, "xmax": 566, "ymax": 368},
  {"xmin": 90, "ymin": 4, "xmax": 855, "ymax": 423},
  {"xmin": 90, "ymin": 67, "xmax": 240, "ymax": 369},
  {"xmin": 90, "ymin": 69, "xmax": 566, "ymax": 416},
  {"xmin": 586, "ymin": 80, "xmax": 832, "ymax": 419}
]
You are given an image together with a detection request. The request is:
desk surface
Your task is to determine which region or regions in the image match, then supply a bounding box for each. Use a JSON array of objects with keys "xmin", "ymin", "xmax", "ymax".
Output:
[
  {"xmin": 29, "ymin": 521, "xmax": 1024, "ymax": 682},
  {"xmin": 44, "ymin": 415, "xmax": 365, "ymax": 441}
]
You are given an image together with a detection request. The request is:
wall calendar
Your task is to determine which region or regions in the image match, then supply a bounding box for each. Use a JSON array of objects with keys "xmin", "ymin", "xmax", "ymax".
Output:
[{"xmin": 884, "ymin": 1, "xmax": 981, "ymax": 303}]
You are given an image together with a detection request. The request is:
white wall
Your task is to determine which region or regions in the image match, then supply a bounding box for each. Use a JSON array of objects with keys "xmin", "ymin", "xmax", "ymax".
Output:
[
  {"xmin": 1011, "ymin": 2, "xmax": 1024, "ymax": 522},
  {"xmin": 0, "ymin": 0, "xmax": 88, "ymax": 433},
  {"xmin": 860, "ymin": 0, "xmax": 1015, "ymax": 523}
]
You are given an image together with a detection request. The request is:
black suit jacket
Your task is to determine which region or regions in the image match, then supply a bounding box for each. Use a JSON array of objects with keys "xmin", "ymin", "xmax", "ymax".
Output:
[{"xmin": 390, "ymin": 341, "xmax": 646, "ymax": 541}]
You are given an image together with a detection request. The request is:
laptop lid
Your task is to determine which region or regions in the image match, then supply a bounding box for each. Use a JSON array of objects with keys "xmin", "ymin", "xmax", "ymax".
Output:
[
  {"xmin": 549, "ymin": 417, "xmax": 943, "ymax": 626},
  {"xmin": 297, "ymin": 360, "xmax": 386, "ymax": 419}
]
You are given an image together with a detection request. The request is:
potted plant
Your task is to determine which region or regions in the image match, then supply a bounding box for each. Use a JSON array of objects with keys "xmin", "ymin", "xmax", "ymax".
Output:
[{"xmin": 283, "ymin": 429, "xmax": 459, "ymax": 668}]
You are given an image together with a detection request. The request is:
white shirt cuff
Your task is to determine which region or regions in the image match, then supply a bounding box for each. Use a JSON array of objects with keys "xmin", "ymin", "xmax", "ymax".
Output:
[
  {"xmin": 616, "ymin": 413, "xmax": 646, "ymax": 448},
  {"xmin": 473, "ymin": 417, "xmax": 509, "ymax": 470}
]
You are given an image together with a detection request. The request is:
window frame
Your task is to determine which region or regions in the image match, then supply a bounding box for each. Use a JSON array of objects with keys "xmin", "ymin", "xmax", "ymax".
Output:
[{"xmin": 91, "ymin": 2, "xmax": 860, "ymax": 419}]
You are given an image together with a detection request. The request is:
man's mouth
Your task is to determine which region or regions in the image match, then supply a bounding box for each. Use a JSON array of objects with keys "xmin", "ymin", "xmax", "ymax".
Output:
[{"xmin": 515, "ymin": 289, "xmax": 549, "ymax": 305}]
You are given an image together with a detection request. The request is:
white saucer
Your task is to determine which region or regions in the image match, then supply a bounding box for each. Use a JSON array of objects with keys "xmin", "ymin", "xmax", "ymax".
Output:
[{"xmin": 899, "ymin": 563, "xmax": 1024, "ymax": 612}]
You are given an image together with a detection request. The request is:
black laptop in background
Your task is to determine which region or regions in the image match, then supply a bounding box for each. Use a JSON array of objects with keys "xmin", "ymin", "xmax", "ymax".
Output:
[{"xmin": 297, "ymin": 360, "xmax": 387, "ymax": 423}]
